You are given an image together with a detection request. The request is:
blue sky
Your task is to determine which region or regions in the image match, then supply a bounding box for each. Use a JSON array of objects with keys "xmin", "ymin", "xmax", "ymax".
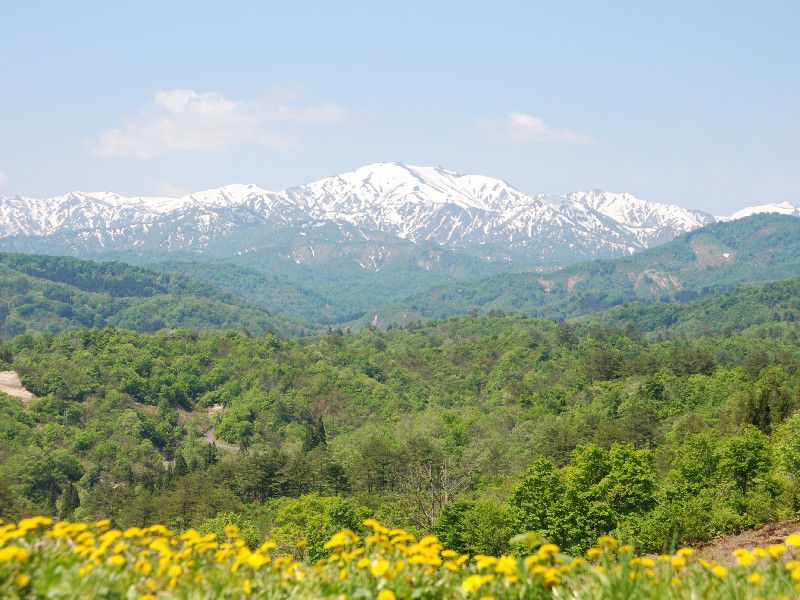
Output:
[{"xmin": 1, "ymin": 0, "xmax": 798, "ymax": 214}]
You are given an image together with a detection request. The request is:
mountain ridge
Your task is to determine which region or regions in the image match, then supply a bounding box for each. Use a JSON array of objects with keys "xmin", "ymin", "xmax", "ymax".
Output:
[
  {"xmin": 0, "ymin": 162, "xmax": 733, "ymax": 266},
  {"xmin": 354, "ymin": 213, "xmax": 800, "ymax": 328}
]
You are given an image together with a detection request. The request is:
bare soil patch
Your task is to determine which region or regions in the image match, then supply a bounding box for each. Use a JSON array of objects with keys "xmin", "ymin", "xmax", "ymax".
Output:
[
  {"xmin": 0, "ymin": 370, "xmax": 37, "ymax": 404},
  {"xmin": 694, "ymin": 521, "xmax": 800, "ymax": 564}
]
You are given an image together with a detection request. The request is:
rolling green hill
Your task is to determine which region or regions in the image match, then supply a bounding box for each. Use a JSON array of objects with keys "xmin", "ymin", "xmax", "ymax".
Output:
[
  {"xmin": 0, "ymin": 253, "xmax": 310, "ymax": 336},
  {"xmin": 360, "ymin": 214, "xmax": 800, "ymax": 327}
]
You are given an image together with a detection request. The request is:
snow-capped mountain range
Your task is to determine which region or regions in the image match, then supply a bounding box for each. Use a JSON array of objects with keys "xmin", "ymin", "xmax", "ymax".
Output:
[{"xmin": 0, "ymin": 163, "xmax": 795, "ymax": 267}]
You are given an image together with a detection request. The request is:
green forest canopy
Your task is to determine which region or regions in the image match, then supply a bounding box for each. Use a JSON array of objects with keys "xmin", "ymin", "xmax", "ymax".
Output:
[
  {"xmin": 0, "ymin": 252, "xmax": 310, "ymax": 337},
  {"xmin": 0, "ymin": 287, "xmax": 799, "ymax": 555}
]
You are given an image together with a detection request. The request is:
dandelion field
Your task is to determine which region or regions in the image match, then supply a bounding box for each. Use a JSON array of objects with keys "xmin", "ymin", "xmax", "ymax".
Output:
[{"xmin": 1, "ymin": 516, "xmax": 800, "ymax": 599}]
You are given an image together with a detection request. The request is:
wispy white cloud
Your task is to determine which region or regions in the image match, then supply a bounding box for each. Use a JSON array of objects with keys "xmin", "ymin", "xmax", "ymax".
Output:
[
  {"xmin": 153, "ymin": 179, "xmax": 189, "ymax": 198},
  {"xmin": 0, "ymin": 169, "xmax": 7, "ymax": 186},
  {"xmin": 478, "ymin": 111, "xmax": 594, "ymax": 145},
  {"xmin": 89, "ymin": 88, "xmax": 349, "ymax": 158}
]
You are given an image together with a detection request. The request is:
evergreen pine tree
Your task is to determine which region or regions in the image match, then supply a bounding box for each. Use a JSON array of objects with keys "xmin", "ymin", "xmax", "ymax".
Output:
[
  {"xmin": 173, "ymin": 454, "xmax": 190, "ymax": 478},
  {"xmin": 201, "ymin": 443, "xmax": 219, "ymax": 467},
  {"xmin": 315, "ymin": 418, "xmax": 327, "ymax": 447},
  {"xmin": 302, "ymin": 422, "xmax": 318, "ymax": 453}
]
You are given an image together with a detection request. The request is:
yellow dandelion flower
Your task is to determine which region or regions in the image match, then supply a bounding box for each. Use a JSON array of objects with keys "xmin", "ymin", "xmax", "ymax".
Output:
[
  {"xmin": 638, "ymin": 557, "xmax": 655, "ymax": 568},
  {"xmin": 134, "ymin": 559, "xmax": 152, "ymax": 576},
  {"xmin": 786, "ymin": 534, "xmax": 800, "ymax": 547},
  {"xmin": 495, "ymin": 555, "xmax": 516, "ymax": 575},
  {"xmin": 258, "ymin": 541, "xmax": 277, "ymax": 553},
  {"xmin": 371, "ymin": 559, "xmax": 391, "ymax": 578},
  {"xmin": 768, "ymin": 544, "xmax": 786, "ymax": 558},
  {"xmin": 474, "ymin": 554, "xmax": 498, "ymax": 569},
  {"xmin": 462, "ymin": 574, "xmax": 486, "ymax": 593},
  {"xmin": 363, "ymin": 518, "xmax": 381, "ymax": 529},
  {"xmin": 324, "ymin": 529, "xmax": 359, "ymax": 549},
  {"xmin": 377, "ymin": 591, "xmax": 396, "ymax": 600},
  {"xmin": 247, "ymin": 552, "xmax": 269, "ymax": 568},
  {"xmin": 748, "ymin": 572, "xmax": 762, "ymax": 584},
  {"xmin": 107, "ymin": 555, "xmax": 125, "ymax": 567},
  {"xmin": 91, "ymin": 518, "xmax": 110, "ymax": 530},
  {"xmin": 0, "ymin": 546, "xmax": 30, "ymax": 562},
  {"xmin": 538, "ymin": 543, "xmax": 560, "ymax": 556},
  {"xmin": 14, "ymin": 573, "xmax": 30, "ymax": 588},
  {"xmin": 712, "ymin": 565, "xmax": 728, "ymax": 578},
  {"xmin": 597, "ymin": 536, "xmax": 617, "ymax": 548},
  {"xmin": 224, "ymin": 525, "xmax": 240, "ymax": 539}
]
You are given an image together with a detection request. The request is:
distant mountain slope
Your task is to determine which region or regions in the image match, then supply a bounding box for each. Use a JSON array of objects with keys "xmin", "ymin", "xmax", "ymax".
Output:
[
  {"xmin": 362, "ymin": 214, "xmax": 800, "ymax": 327},
  {"xmin": 0, "ymin": 253, "xmax": 309, "ymax": 336},
  {"xmin": 0, "ymin": 163, "xmax": 713, "ymax": 267},
  {"xmin": 577, "ymin": 276, "xmax": 800, "ymax": 336}
]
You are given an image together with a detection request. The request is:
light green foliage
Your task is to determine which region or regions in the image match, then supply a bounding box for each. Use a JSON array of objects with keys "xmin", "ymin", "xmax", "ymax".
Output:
[
  {"xmin": 268, "ymin": 494, "xmax": 367, "ymax": 561},
  {"xmin": 511, "ymin": 444, "xmax": 657, "ymax": 553},
  {"xmin": 774, "ymin": 411, "xmax": 800, "ymax": 482}
]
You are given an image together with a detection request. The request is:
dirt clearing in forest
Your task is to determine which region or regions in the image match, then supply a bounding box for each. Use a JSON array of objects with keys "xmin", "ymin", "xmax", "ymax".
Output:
[
  {"xmin": 694, "ymin": 521, "xmax": 800, "ymax": 564},
  {"xmin": 0, "ymin": 370, "xmax": 36, "ymax": 403}
]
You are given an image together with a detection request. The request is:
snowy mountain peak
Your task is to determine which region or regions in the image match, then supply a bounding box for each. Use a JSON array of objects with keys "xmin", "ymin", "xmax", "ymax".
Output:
[
  {"xmin": 294, "ymin": 162, "xmax": 527, "ymax": 215},
  {"xmin": 0, "ymin": 163, "xmax": 793, "ymax": 266},
  {"xmin": 723, "ymin": 201, "xmax": 800, "ymax": 221},
  {"xmin": 181, "ymin": 183, "xmax": 274, "ymax": 206},
  {"xmin": 568, "ymin": 190, "xmax": 712, "ymax": 230}
]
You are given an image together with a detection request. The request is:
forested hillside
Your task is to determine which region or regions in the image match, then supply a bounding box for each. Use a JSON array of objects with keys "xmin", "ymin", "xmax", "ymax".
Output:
[
  {"xmin": 363, "ymin": 214, "xmax": 800, "ymax": 327},
  {"xmin": 579, "ymin": 277, "xmax": 800, "ymax": 336},
  {"xmin": 0, "ymin": 253, "xmax": 309, "ymax": 336},
  {"xmin": 151, "ymin": 239, "xmax": 507, "ymax": 325},
  {"xmin": 1, "ymin": 290, "xmax": 799, "ymax": 556}
]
